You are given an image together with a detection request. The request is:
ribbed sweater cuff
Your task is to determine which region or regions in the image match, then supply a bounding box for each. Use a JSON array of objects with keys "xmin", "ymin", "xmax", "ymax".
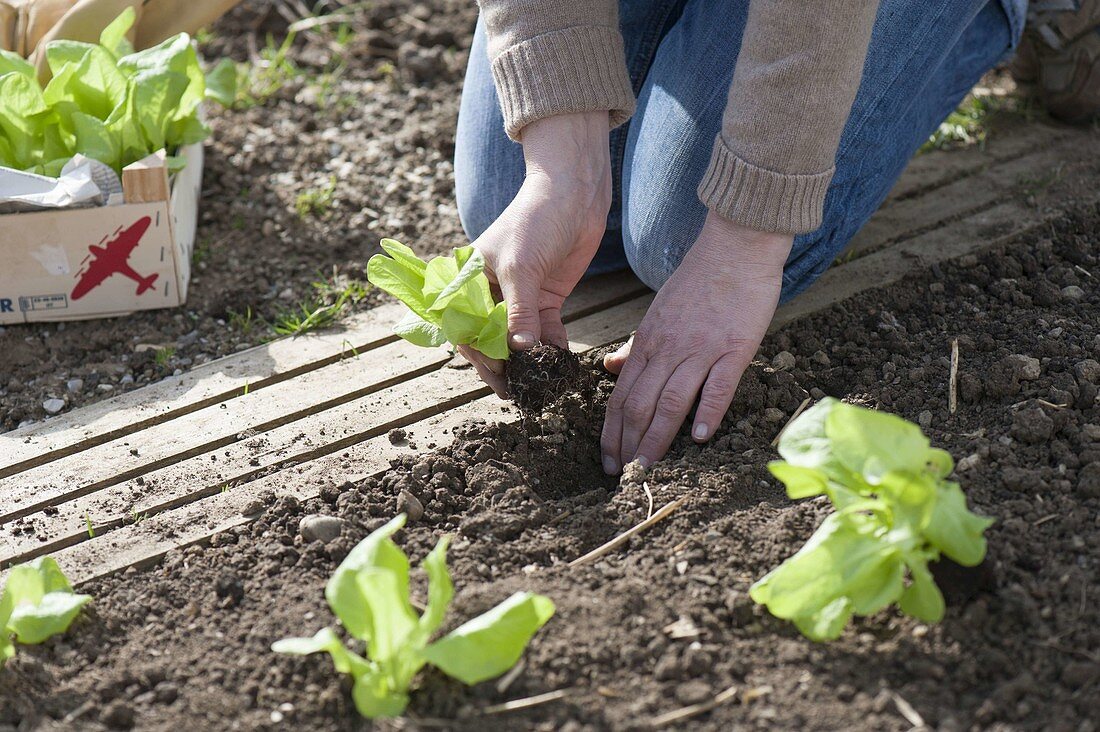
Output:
[
  {"xmin": 490, "ymin": 25, "xmax": 636, "ymax": 141},
  {"xmin": 698, "ymin": 136, "xmax": 834, "ymax": 235}
]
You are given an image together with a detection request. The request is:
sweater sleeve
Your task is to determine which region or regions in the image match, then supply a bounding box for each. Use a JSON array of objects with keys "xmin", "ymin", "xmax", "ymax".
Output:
[
  {"xmin": 476, "ymin": 0, "xmax": 636, "ymax": 140},
  {"xmin": 698, "ymin": 0, "xmax": 881, "ymax": 234}
]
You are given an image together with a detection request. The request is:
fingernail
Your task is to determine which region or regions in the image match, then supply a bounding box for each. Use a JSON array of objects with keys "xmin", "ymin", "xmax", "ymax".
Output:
[
  {"xmin": 602, "ymin": 455, "xmax": 619, "ymax": 475},
  {"xmin": 636, "ymin": 456, "xmax": 650, "ymax": 469},
  {"xmin": 511, "ymin": 332, "xmax": 537, "ymax": 348},
  {"xmin": 693, "ymin": 423, "xmax": 709, "ymax": 441}
]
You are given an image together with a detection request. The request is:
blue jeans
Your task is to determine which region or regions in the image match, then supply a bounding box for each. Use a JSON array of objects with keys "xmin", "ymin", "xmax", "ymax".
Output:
[{"xmin": 455, "ymin": 0, "xmax": 1026, "ymax": 303}]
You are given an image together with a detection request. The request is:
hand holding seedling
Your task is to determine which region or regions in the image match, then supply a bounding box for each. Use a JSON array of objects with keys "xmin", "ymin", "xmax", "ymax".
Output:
[
  {"xmin": 458, "ymin": 111, "xmax": 613, "ymax": 394},
  {"xmin": 601, "ymin": 212, "xmax": 793, "ymax": 473}
]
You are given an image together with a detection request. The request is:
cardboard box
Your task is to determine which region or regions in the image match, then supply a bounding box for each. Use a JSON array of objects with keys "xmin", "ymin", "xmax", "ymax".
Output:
[{"xmin": 0, "ymin": 142, "xmax": 202, "ymax": 325}]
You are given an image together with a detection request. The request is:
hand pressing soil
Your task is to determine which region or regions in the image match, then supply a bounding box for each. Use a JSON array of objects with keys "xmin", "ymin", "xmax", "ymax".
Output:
[{"xmin": 505, "ymin": 344, "xmax": 587, "ymax": 412}]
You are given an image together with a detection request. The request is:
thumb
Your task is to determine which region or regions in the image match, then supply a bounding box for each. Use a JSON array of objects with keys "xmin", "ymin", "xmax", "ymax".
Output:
[
  {"xmin": 603, "ymin": 336, "xmax": 633, "ymax": 374},
  {"xmin": 499, "ymin": 273, "xmax": 542, "ymax": 351}
]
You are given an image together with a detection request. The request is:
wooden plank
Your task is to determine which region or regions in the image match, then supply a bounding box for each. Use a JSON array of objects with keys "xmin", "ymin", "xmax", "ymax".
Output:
[
  {"xmin": 883, "ymin": 120, "xmax": 1068, "ymax": 203},
  {"xmin": 26, "ymin": 397, "xmax": 518, "ymax": 587},
  {"xmin": 0, "ymin": 338, "xmax": 454, "ymax": 523},
  {"xmin": 847, "ymin": 134, "xmax": 1080, "ymax": 258},
  {"xmin": 0, "ymin": 303, "xmax": 407, "ymax": 475},
  {"xmin": 0, "ymin": 364, "xmax": 492, "ymax": 567},
  {"xmin": 0, "ymin": 269, "xmax": 645, "ymax": 476},
  {"xmin": 6, "ymin": 294, "xmax": 654, "ymax": 584},
  {"xmin": 772, "ymin": 199, "xmax": 1060, "ymax": 331}
]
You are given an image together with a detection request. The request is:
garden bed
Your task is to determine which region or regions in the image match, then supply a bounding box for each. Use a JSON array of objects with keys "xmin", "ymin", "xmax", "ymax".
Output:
[{"xmin": 2, "ymin": 204, "xmax": 1097, "ymax": 731}]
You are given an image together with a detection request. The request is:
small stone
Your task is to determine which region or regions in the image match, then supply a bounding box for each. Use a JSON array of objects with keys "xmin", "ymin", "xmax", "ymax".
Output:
[
  {"xmin": 811, "ymin": 350, "xmax": 830, "ymax": 367},
  {"xmin": 1078, "ymin": 463, "xmax": 1100, "ymax": 499},
  {"xmin": 763, "ymin": 407, "xmax": 785, "ymax": 423},
  {"xmin": 387, "ymin": 428, "xmax": 407, "ymax": 445},
  {"xmin": 1082, "ymin": 424, "xmax": 1100, "ymax": 442},
  {"xmin": 278, "ymin": 288, "xmax": 295, "ymax": 301},
  {"xmin": 396, "ymin": 490, "xmax": 424, "ymax": 522},
  {"xmin": 1060, "ymin": 661, "xmax": 1099, "ymax": 688},
  {"xmin": 97, "ymin": 383, "xmax": 115, "ymax": 393},
  {"xmin": 771, "ymin": 351, "xmax": 796, "ymax": 371},
  {"xmin": 240, "ymin": 498, "xmax": 264, "ymax": 516},
  {"xmin": 653, "ymin": 652, "xmax": 682, "ymax": 681},
  {"xmin": 1011, "ymin": 406, "xmax": 1053, "ymax": 444},
  {"xmin": 262, "ymin": 220, "xmax": 277, "ymax": 237},
  {"xmin": 42, "ymin": 398, "xmax": 65, "ymax": 415},
  {"xmin": 1062, "ymin": 285, "xmax": 1085, "ymax": 301},
  {"xmin": 154, "ymin": 682, "xmax": 179, "ymax": 704},
  {"xmin": 918, "ymin": 410, "xmax": 933, "ymax": 431},
  {"xmin": 101, "ymin": 700, "xmax": 135, "ymax": 729},
  {"xmin": 674, "ymin": 680, "xmax": 713, "ymax": 705},
  {"xmin": 1074, "ymin": 359, "xmax": 1100, "ymax": 385},
  {"xmin": 956, "ymin": 453, "xmax": 981, "ymax": 472},
  {"xmin": 298, "ymin": 514, "xmax": 345, "ymax": 543},
  {"xmin": 620, "ymin": 459, "xmax": 647, "ymax": 486},
  {"xmin": 120, "ymin": 373, "xmax": 134, "ymax": 385},
  {"xmin": 66, "ymin": 378, "xmax": 84, "ymax": 394},
  {"xmin": 270, "ymin": 710, "xmax": 284, "ymax": 724},
  {"xmin": 1006, "ymin": 354, "xmax": 1041, "ymax": 381}
]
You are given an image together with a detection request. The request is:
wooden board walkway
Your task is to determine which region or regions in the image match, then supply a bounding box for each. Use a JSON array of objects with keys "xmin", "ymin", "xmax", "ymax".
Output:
[{"xmin": 2, "ymin": 117, "xmax": 1097, "ymax": 587}]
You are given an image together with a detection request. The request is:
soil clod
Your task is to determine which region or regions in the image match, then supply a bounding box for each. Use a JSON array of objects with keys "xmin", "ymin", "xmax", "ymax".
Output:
[{"xmin": 505, "ymin": 344, "xmax": 586, "ymax": 413}]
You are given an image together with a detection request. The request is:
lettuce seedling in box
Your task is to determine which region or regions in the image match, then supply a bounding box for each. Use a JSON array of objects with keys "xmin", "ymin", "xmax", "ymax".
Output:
[
  {"xmin": 1, "ymin": 557, "xmax": 92, "ymax": 666},
  {"xmin": 0, "ymin": 8, "xmax": 234, "ymax": 175},
  {"xmin": 750, "ymin": 398, "xmax": 993, "ymax": 641},
  {"xmin": 367, "ymin": 240, "xmax": 509, "ymax": 360},
  {"xmin": 273, "ymin": 514, "xmax": 555, "ymax": 718}
]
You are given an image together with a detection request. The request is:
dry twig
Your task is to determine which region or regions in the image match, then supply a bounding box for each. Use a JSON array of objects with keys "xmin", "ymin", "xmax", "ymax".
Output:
[
  {"xmin": 949, "ymin": 338, "xmax": 959, "ymax": 414},
  {"xmin": 771, "ymin": 397, "xmax": 812, "ymax": 447},
  {"xmin": 647, "ymin": 685, "xmax": 739, "ymax": 728},
  {"xmin": 483, "ymin": 688, "xmax": 572, "ymax": 715},
  {"xmin": 568, "ymin": 497, "xmax": 688, "ymax": 568}
]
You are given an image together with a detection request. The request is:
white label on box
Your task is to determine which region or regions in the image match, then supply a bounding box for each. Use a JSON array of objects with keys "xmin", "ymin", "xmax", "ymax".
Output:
[{"xmin": 29, "ymin": 243, "xmax": 72, "ymax": 275}]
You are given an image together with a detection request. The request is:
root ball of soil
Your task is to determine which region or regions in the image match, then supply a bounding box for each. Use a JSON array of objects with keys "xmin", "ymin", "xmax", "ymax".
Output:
[{"xmin": 505, "ymin": 344, "xmax": 584, "ymax": 412}]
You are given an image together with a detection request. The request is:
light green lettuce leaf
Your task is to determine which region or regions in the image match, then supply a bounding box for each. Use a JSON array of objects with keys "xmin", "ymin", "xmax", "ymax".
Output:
[
  {"xmin": 925, "ymin": 481, "xmax": 994, "ymax": 566},
  {"xmin": 99, "ymin": 7, "xmax": 136, "ymax": 59},
  {"xmin": 4, "ymin": 557, "xmax": 91, "ymax": 647},
  {"xmin": 423, "ymin": 592, "xmax": 555, "ymax": 685},
  {"xmin": 393, "ymin": 311, "xmax": 446, "ymax": 348}
]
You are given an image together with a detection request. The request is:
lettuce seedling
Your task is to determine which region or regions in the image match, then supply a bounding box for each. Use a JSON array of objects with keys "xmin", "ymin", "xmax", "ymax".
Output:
[
  {"xmin": 273, "ymin": 514, "xmax": 554, "ymax": 718},
  {"xmin": 1, "ymin": 557, "xmax": 92, "ymax": 666},
  {"xmin": 0, "ymin": 8, "xmax": 234, "ymax": 175},
  {"xmin": 750, "ymin": 398, "xmax": 993, "ymax": 641},
  {"xmin": 366, "ymin": 240, "xmax": 509, "ymax": 360}
]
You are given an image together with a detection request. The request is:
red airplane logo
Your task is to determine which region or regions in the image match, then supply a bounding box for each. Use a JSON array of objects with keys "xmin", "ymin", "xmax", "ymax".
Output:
[{"xmin": 72, "ymin": 217, "xmax": 159, "ymax": 300}]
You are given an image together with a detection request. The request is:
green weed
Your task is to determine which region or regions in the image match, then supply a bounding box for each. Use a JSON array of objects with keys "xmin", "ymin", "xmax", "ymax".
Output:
[{"xmin": 295, "ymin": 176, "xmax": 338, "ymax": 219}]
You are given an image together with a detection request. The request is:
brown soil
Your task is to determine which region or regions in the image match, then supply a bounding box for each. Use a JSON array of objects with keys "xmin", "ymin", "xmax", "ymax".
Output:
[
  {"xmin": 0, "ymin": 0, "xmax": 477, "ymax": 432},
  {"xmin": 506, "ymin": 344, "xmax": 587, "ymax": 413},
  {"xmin": 2, "ymin": 201, "xmax": 1097, "ymax": 731}
]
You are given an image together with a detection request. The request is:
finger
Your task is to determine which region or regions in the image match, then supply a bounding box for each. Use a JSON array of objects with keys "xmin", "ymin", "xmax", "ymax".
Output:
[
  {"xmin": 498, "ymin": 271, "xmax": 542, "ymax": 351},
  {"xmin": 539, "ymin": 307, "xmax": 568, "ymax": 349},
  {"xmin": 634, "ymin": 359, "xmax": 711, "ymax": 466},
  {"xmin": 617, "ymin": 357, "xmax": 679, "ymax": 467},
  {"xmin": 456, "ymin": 345, "xmax": 507, "ymax": 397},
  {"xmin": 691, "ymin": 352, "xmax": 750, "ymax": 443},
  {"xmin": 603, "ymin": 336, "xmax": 633, "ymax": 375},
  {"xmin": 600, "ymin": 349, "xmax": 648, "ymax": 475}
]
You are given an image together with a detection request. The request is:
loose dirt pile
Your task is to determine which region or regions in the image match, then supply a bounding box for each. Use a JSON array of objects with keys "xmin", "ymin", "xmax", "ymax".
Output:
[{"xmin": 2, "ymin": 205, "xmax": 1097, "ymax": 730}]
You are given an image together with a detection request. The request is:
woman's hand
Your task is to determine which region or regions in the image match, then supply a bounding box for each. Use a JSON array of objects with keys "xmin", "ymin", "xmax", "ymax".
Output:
[
  {"xmin": 459, "ymin": 111, "xmax": 612, "ymax": 396},
  {"xmin": 600, "ymin": 212, "xmax": 793, "ymax": 474}
]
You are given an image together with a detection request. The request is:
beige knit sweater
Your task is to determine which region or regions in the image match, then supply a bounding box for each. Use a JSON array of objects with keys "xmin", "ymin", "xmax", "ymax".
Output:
[{"xmin": 478, "ymin": 0, "xmax": 881, "ymax": 234}]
